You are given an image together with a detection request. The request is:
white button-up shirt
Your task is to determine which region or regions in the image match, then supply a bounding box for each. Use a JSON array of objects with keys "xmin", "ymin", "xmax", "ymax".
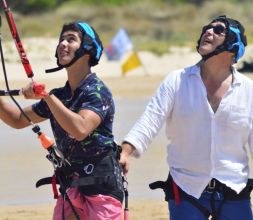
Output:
[{"xmin": 124, "ymin": 64, "xmax": 253, "ymax": 198}]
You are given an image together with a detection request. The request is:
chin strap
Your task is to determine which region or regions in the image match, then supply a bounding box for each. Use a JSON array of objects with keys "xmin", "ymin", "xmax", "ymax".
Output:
[
  {"xmin": 45, "ymin": 66, "xmax": 63, "ymax": 73},
  {"xmin": 45, "ymin": 41, "xmax": 86, "ymax": 73},
  {"xmin": 201, "ymin": 45, "xmax": 226, "ymax": 61}
]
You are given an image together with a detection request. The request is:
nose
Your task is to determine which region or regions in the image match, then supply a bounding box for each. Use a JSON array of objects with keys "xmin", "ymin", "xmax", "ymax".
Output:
[
  {"xmin": 59, "ymin": 39, "xmax": 68, "ymax": 47},
  {"xmin": 57, "ymin": 40, "xmax": 68, "ymax": 53},
  {"xmin": 204, "ymin": 27, "xmax": 213, "ymax": 35}
]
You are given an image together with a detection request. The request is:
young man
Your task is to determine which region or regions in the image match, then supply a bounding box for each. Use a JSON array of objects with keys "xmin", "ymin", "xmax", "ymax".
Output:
[
  {"xmin": 120, "ymin": 15, "xmax": 253, "ymax": 219},
  {"xmin": 0, "ymin": 21, "xmax": 123, "ymax": 220}
]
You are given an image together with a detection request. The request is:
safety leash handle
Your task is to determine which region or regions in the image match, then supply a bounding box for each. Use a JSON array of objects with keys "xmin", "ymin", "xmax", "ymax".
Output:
[
  {"xmin": 38, "ymin": 132, "xmax": 64, "ymax": 166},
  {"xmin": 37, "ymin": 132, "xmax": 55, "ymax": 150},
  {"xmin": 31, "ymin": 125, "xmax": 67, "ymax": 167}
]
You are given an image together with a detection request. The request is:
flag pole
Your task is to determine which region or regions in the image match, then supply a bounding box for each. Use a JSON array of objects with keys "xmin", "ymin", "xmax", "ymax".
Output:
[{"xmin": 134, "ymin": 51, "xmax": 149, "ymax": 76}]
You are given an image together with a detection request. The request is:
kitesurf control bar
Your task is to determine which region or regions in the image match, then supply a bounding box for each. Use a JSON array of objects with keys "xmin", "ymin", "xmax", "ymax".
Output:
[
  {"xmin": 2, "ymin": 0, "xmax": 34, "ymax": 78},
  {"xmin": 0, "ymin": 89, "xmax": 20, "ymax": 96}
]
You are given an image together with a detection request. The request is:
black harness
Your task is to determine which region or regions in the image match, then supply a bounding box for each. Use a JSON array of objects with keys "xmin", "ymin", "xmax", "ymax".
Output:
[
  {"xmin": 150, "ymin": 174, "xmax": 253, "ymax": 220},
  {"xmin": 36, "ymin": 146, "xmax": 124, "ymax": 219}
]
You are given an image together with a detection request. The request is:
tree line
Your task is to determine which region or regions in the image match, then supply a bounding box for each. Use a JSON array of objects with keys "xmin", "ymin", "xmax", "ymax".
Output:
[{"xmin": 4, "ymin": 0, "xmax": 250, "ymax": 14}]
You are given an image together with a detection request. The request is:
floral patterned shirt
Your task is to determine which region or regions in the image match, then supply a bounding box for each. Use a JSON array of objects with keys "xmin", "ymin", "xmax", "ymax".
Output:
[{"xmin": 32, "ymin": 73, "xmax": 115, "ymax": 161}]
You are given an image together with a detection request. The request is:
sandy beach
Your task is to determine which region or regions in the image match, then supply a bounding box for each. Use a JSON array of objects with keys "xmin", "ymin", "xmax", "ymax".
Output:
[
  {"xmin": 0, "ymin": 37, "xmax": 253, "ymax": 220},
  {"xmin": 0, "ymin": 200, "xmax": 169, "ymax": 220}
]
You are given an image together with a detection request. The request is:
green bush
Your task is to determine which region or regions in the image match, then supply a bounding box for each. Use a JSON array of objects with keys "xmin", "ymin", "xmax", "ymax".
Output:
[
  {"xmin": 66, "ymin": 0, "xmax": 134, "ymax": 5},
  {"xmin": 6, "ymin": 0, "xmax": 134, "ymax": 13},
  {"xmin": 5, "ymin": 0, "xmax": 60, "ymax": 13},
  {"xmin": 1, "ymin": 0, "xmax": 252, "ymax": 55}
]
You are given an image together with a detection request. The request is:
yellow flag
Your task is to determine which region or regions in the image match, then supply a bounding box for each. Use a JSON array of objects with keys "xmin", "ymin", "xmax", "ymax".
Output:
[{"xmin": 122, "ymin": 52, "xmax": 142, "ymax": 75}]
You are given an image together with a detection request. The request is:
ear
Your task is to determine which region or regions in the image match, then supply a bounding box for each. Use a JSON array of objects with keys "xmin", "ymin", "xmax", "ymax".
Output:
[
  {"xmin": 83, "ymin": 53, "xmax": 90, "ymax": 58},
  {"xmin": 82, "ymin": 53, "xmax": 91, "ymax": 62}
]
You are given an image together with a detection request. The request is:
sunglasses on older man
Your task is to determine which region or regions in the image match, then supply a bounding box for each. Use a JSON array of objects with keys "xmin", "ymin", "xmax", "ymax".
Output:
[{"xmin": 202, "ymin": 25, "xmax": 226, "ymax": 35}]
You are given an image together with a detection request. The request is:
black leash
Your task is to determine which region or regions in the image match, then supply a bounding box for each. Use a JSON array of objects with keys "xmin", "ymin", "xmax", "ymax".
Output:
[{"xmin": 123, "ymin": 175, "xmax": 129, "ymax": 220}]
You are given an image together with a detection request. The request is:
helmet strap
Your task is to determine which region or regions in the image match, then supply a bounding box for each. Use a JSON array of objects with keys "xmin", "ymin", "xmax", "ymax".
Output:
[
  {"xmin": 45, "ymin": 66, "xmax": 63, "ymax": 73},
  {"xmin": 45, "ymin": 48, "xmax": 86, "ymax": 73},
  {"xmin": 201, "ymin": 45, "xmax": 227, "ymax": 61}
]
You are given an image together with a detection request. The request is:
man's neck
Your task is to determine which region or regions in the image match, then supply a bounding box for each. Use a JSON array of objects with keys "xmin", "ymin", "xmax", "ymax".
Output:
[
  {"xmin": 67, "ymin": 65, "xmax": 91, "ymax": 93},
  {"xmin": 200, "ymin": 55, "xmax": 233, "ymax": 83}
]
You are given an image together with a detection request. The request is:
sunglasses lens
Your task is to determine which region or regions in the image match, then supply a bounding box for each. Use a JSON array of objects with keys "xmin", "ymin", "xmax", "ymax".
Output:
[
  {"xmin": 202, "ymin": 25, "xmax": 209, "ymax": 32},
  {"xmin": 202, "ymin": 25, "xmax": 226, "ymax": 35},
  {"xmin": 213, "ymin": 26, "xmax": 226, "ymax": 34}
]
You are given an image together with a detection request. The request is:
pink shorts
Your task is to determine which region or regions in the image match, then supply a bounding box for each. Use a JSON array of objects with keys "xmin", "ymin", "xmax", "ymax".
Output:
[{"xmin": 53, "ymin": 188, "xmax": 122, "ymax": 220}]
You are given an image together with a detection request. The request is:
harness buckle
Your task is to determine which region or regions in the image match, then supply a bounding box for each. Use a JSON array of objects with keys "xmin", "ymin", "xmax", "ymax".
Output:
[
  {"xmin": 206, "ymin": 179, "xmax": 216, "ymax": 193},
  {"xmin": 84, "ymin": 163, "xmax": 94, "ymax": 174}
]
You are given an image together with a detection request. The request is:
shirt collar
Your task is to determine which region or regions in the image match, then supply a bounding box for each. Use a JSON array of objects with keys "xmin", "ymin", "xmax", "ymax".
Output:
[
  {"xmin": 187, "ymin": 63, "xmax": 242, "ymax": 86},
  {"xmin": 63, "ymin": 72, "xmax": 96, "ymax": 98},
  {"xmin": 187, "ymin": 62, "xmax": 202, "ymax": 77},
  {"xmin": 231, "ymin": 65, "xmax": 242, "ymax": 86},
  {"xmin": 76, "ymin": 72, "xmax": 94, "ymax": 89},
  {"xmin": 65, "ymin": 72, "xmax": 95, "ymax": 90}
]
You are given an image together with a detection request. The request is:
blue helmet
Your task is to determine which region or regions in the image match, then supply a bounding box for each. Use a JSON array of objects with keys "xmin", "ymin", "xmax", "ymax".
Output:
[
  {"xmin": 197, "ymin": 15, "xmax": 247, "ymax": 63},
  {"xmin": 46, "ymin": 21, "xmax": 103, "ymax": 73}
]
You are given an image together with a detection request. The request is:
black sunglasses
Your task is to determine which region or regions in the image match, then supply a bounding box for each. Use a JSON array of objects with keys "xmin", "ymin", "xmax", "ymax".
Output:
[{"xmin": 202, "ymin": 25, "xmax": 226, "ymax": 35}]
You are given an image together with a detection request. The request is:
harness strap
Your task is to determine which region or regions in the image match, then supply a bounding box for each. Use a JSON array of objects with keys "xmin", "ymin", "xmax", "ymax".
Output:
[
  {"xmin": 36, "ymin": 175, "xmax": 80, "ymax": 220},
  {"xmin": 57, "ymin": 174, "xmax": 81, "ymax": 220},
  {"xmin": 62, "ymin": 194, "xmax": 65, "ymax": 220},
  {"xmin": 36, "ymin": 177, "xmax": 55, "ymax": 187},
  {"xmin": 149, "ymin": 179, "xmax": 211, "ymax": 217},
  {"xmin": 61, "ymin": 189, "xmax": 80, "ymax": 220},
  {"xmin": 52, "ymin": 175, "xmax": 59, "ymax": 199},
  {"xmin": 213, "ymin": 199, "xmax": 225, "ymax": 220},
  {"xmin": 71, "ymin": 176, "xmax": 110, "ymax": 187},
  {"xmin": 150, "ymin": 175, "xmax": 253, "ymax": 220},
  {"xmin": 36, "ymin": 175, "xmax": 112, "ymax": 188},
  {"xmin": 208, "ymin": 191, "xmax": 227, "ymax": 220},
  {"xmin": 37, "ymin": 147, "xmax": 124, "ymax": 219},
  {"xmin": 182, "ymin": 192, "xmax": 211, "ymax": 218},
  {"xmin": 36, "ymin": 176, "xmax": 60, "ymax": 198},
  {"xmin": 172, "ymin": 180, "xmax": 180, "ymax": 205},
  {"xmin": 149, "ymin": 180, "xmax": 166, "ymax": 189}
]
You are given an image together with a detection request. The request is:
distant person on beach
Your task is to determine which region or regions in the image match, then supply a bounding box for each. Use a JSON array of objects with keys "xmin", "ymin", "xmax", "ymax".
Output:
[
  {"xmin": 120, "ymin": 15, "xmax": 253, "ymax": 220},
  {"xmin": 0, "ymin": 21, "xmax": 123, "ymax": 220}
]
